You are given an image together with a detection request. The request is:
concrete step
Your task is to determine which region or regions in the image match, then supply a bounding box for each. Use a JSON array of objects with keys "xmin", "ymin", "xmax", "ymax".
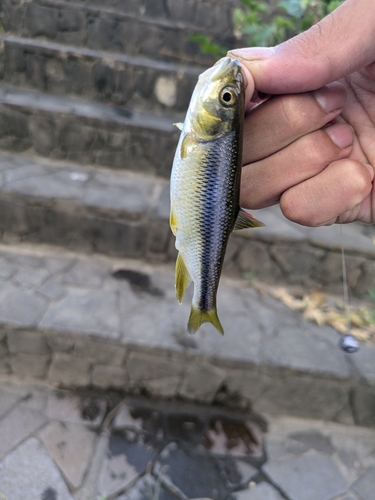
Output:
[
  {"xmin": 0, "ymin": 151, "xmax": 171, "ymax": 259},
  {"xmin": 2, "ymin": 0, "xmax": 235, "ymax": 65},
  {"xmin": 0, "ymin": 35, "xmax": 201, "ymax": 113},
  {"xmin": 0, "ymin": 151, "xmax": 374, "ymax": 298},
  {"xmin": 0, "ymin": 85, "xmax": 179, "ymax": 175},
  {"xmin": 0, "ymin": 240, "xmax": 373, "ymax": 429}
]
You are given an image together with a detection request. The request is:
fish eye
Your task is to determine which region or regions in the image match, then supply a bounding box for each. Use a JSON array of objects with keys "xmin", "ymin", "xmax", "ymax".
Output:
[{"xmin": 219, "ymin": 88, "xmax": 237, "ymax": 106}]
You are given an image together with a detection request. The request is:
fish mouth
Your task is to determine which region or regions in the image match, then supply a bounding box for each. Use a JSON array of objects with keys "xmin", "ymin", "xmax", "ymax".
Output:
[{"xmin": 211, "ymin": 56, "xmax": 242, "ymax": 82}]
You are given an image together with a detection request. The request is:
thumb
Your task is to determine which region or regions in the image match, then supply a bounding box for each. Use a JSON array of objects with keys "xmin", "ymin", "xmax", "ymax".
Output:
[{"xmin": 229, "ymin": 0, "xmax": 375, "ymax": 94}]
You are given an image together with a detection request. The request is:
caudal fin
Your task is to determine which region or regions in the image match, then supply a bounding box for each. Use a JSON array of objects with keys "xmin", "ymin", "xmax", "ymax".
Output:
[{"xmin": 187, "ymin": 306, "xmax": 224, "ymax": 335}]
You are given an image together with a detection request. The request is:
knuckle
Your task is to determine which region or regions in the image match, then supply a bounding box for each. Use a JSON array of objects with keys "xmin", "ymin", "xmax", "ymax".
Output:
[
  {"xmin": 280, "ymin": 189, "xmax": 316, "ymax": 226},
  {"xmin": 338, "ymin": 161, "xmax": 371, "ymax": 198},
  {"xmin": 279, "ymin": 95, "xmax": 312, "ymax": 130},
  {"xmin": 300, "ymin": 131, "xmax": 336, "ymax": 170}
]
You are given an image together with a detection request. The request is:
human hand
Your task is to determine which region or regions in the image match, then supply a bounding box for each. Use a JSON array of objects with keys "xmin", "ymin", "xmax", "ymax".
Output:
[{"xmin": 229, "ymin": 0, "xmax": 375, "ymax": 226}]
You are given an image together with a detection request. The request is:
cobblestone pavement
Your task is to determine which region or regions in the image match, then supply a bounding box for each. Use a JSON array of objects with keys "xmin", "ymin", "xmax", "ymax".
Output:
[
  {"xmin": 0, "ymin": 241, "xmax": 374, "ymax": 426},
  {"xmin": 0, "ymin": 380, "xmax": 374, "ymax": 500}
]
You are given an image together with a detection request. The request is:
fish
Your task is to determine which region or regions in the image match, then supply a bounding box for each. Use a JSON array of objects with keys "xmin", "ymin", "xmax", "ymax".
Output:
[{"xmin": 170, "ymin": 56, "xmax": 263, "ymax": 335}]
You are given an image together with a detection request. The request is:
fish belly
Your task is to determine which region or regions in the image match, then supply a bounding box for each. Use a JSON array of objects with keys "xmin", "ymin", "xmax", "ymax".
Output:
[{"xmin": 171, "ymin": 132, "xmax": 240, "ymax": 333}]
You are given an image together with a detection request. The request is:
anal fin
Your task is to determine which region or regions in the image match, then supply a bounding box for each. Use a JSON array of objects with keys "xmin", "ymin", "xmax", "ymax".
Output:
[
  {"xmin": 234, "ymin": 209, "xmax": 264, "ymax": 230},
  {"xmin": 170, "ymin": 207, "xmax": 177, "ymax": 236},
  {"xmin": 175, "ymin": 252, "xmax": 191, "ymax": 303}
]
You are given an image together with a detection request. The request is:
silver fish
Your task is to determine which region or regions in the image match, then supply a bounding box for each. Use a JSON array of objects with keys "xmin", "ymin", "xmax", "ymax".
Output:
[{"xmin": 170, "ymin": 57, "xmax": 263, "ymax": 334}]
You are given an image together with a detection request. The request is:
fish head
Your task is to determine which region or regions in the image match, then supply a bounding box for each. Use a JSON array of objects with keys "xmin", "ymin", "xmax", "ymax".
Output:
[{"xmin": 189, "ymin": 57, "xmax": 245, "ymax": 140}]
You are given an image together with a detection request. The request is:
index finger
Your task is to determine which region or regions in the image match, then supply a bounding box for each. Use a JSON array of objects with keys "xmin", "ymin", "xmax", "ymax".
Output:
[{"xmin": 243, "ymin": 83, "xmax": 346, "ymax": 164}]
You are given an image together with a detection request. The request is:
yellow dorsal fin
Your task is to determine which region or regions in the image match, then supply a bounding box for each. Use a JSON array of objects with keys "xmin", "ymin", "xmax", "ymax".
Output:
[
  {"xmin": 187, "ymin": 306, "xmax": 224, "ymax": 335},
  {"xmin": 175, "ymin": 252, "xmax": 191, "ymax": 303},
  {"xmin": 234, "ymin": 209, "xmax": 264, "ymax": 231},
  {"xmin": 173, "ymin": 122, "xmax": 184, "ymax": 131}
]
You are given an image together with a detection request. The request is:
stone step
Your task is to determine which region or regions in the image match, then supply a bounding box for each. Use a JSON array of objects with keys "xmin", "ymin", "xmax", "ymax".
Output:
[
  {"xmin": 2, "ymin": 0, "xmax": 235, "ymax": 65},
  {"xmin": 0, "ymin": 35, "xmax": 201, "ymax": 113},
  {"xmin": 0, "ymin": 151, "xmax": 374, "ymax": 298},
  {"xmin": 0, "ymin": 85, "xmax": 179, "ymax": 175},
  {"xmin": 0, "ymin": 151, "xmax": 171, "ymax": 259},
  {"xmin": 0, "ymin": 240, "xmax": 373, "ymax": 428}
]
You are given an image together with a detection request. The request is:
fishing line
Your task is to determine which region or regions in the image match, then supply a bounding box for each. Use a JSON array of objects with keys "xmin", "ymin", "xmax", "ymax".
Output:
[{"xmin": 338, "ymin": 221, "xmax": 359, "ymax": 353}]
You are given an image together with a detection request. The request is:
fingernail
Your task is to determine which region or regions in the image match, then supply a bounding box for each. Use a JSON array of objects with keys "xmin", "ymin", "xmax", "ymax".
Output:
[
  {"xmin": 313, "ymin": 87, "xmax": 344, "ymax": 113},
  {"xmin": 228, "ymin": 47, "xmax": 275, "ymax": 61},
  {"xmin": 326, "ymin": 124, "xmax": 353, "ymax": 148}
]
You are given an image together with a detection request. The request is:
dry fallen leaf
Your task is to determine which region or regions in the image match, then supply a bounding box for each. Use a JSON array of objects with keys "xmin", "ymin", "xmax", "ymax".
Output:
[{"xmin": 262, "ymin": 285, "xmax": 375, "ymax": 344}]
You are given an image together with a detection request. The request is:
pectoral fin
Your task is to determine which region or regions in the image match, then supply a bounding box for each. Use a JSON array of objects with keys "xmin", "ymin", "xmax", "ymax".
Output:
[
  {"xmin": 234, "ymin": 209, "xmax": 264, "ymax": 230},
  {"xmin": 175, "ymin": 252, "xmax": 191, "ymax": 303},
  {"xmin": 187, "ymin": 306, "xmax": 224, "ymax": 335}
]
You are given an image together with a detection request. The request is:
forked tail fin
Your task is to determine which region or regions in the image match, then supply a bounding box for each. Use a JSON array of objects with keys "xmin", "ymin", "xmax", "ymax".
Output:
[{"xmin": 187, "ymin": 305, "xmax": 224, "ymax": 335}]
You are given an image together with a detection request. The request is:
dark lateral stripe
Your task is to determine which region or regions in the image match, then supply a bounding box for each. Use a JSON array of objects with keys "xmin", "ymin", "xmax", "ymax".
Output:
[{"xmin": 198, "ymin": 132, "xmax": 238, "ymax": 311}]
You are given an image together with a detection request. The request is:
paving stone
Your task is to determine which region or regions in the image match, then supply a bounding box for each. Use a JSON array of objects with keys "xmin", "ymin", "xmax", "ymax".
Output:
[
  {"xmin": 146, "ymin": 375, "xmax": 184, "ymax": 398},
  {"xmin": 62, "ymin": 260, "xmax": 109, "ymax": 288},
  {"xmin": 0, "ymin": 437, "xmax": 74, "ymax": 500},
  {"xmin": 155, "ymin": 443, "xmax": 228, "ymax": 499},
  {"xmin": 217, "ymin": 457, "xmax": 258, "ymax": 489},
  {"xmin": 7, "ymin": 330, "xmax": 49, "ymax": 355},
  {"xmin": 179, "ymin": 362, "xmax": 227, "ymax": 403},
  {"xmin": 117, "ymin": 474, "xmax": 177, "ymax": 500},
  {"xmin": 86, "ymin": 170, "xmax": 155, "ymax": 215},
  {"xmin": 20, "ymin": 385, "xmax": 48, "ymax": 413},
  {"xmin": 288, "ymin": 430, "xmax": 335, "ymax": 456},
  {"xmin": 263, "ymin": 450, "xmax": 348, "ymax": 500},
  {"xmin": 0, "ymin": 281, "xmax": 48, "ymax": 326},
  {"xmin": 41, "ymin": 289, "xmax": 121, "ymax": 338},
  {"xmin": 0, "ymin": 387, "xmax": 25, "ymax": 420},
  {"xmin": 121, "ymin": 299, "xmax": 191, "ymax": 347},
  {"xmin": 351, "ymin": 385, "xmax": 375, "ymax": 428},
  {"xmin": 0, "ymin": 358, "xmax": 11, "ymax": 375},
  {"xmin": 201, "ymin": 418, "xmax": 263, "ymax": 459},
  {"xmin": 12, "ymin": 266, "xmax": 51, "ymax": 288},
  {"xmin": 48, "ymin": 352, "xmax": 91, "ymax": 387},
  {"xmin": 0, "ymin": 256, "xmax": 19, "ymax": 279},
  {"xmin": 264, "ymin": 415, "xmax": 375, "ymax": 484},
  {"xmin": 253, "ymin": 373, "xmax": 350, "ymax": 421},
  {"xmin": 74, "ymin": 338, "xmax": 126, "ymax": 365},
  {"xmin": 270, "ymin": 243, "xmax": 325, "ymax": 284},
  {"xmin": 350, "ymin": 344, "xmax": 375, "ymax": 383},
  {"xmin": 223, "ymin": 368, "xmax": 273, "ymax": 404},
  {"xmin": 40, "ymin": 420, "xmax": 97, "ymax": 489},
  {"xmin": 92, "ymin": 364, "xmax": 127, "ymax": 390},
  {"xmin": 0, "ymin": 335, "xmax": 8, "ymax": 359},
  {"xmin": 236, "ymin": 240, "xmax": 283, "ymax": 283},
  {"xmin": 37, "ymin": 279, "xmax": 67, "ymax": 300},
  {"xmin": 46, "ymin": 391, "xmax": 106, "ymax": 430},
  {"xmin": 351, "ymin": 467, "xmax": 375, "ymax": 500},
  {"xmin": 44, "ymin": 256, "xmax": 74, "ymax": 275},
  {"xmin": 126, "ymin": 351, "xmax": 184, "ymax": 395},
  {"xmin": 98, "ymin": 431, "xmax": 158, "ymax": 497},
  {"xmin": 10, "ymin": 353, "xmax": 50, "ymax": 379},
  {"xmin": 263, "ymin": 324, "xmax": 350, "ymax": 377},
  {"xmin": 47, "ymin": 334, "xmax": 75, "ymax": 352},
  {"xmin": 113, "ymin": 406, "xmax": 144, "ymax": 432},
  {"xmin": 0, "ymin": 403, "xmax": 48, "ymax": 459},
  {"xmin": 232, "ymin": 482, "xmax": 284, "ymax": 500},
  {"xmin": 116, "ymin": 404, "xmax": 165, "ymax": 439}
]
